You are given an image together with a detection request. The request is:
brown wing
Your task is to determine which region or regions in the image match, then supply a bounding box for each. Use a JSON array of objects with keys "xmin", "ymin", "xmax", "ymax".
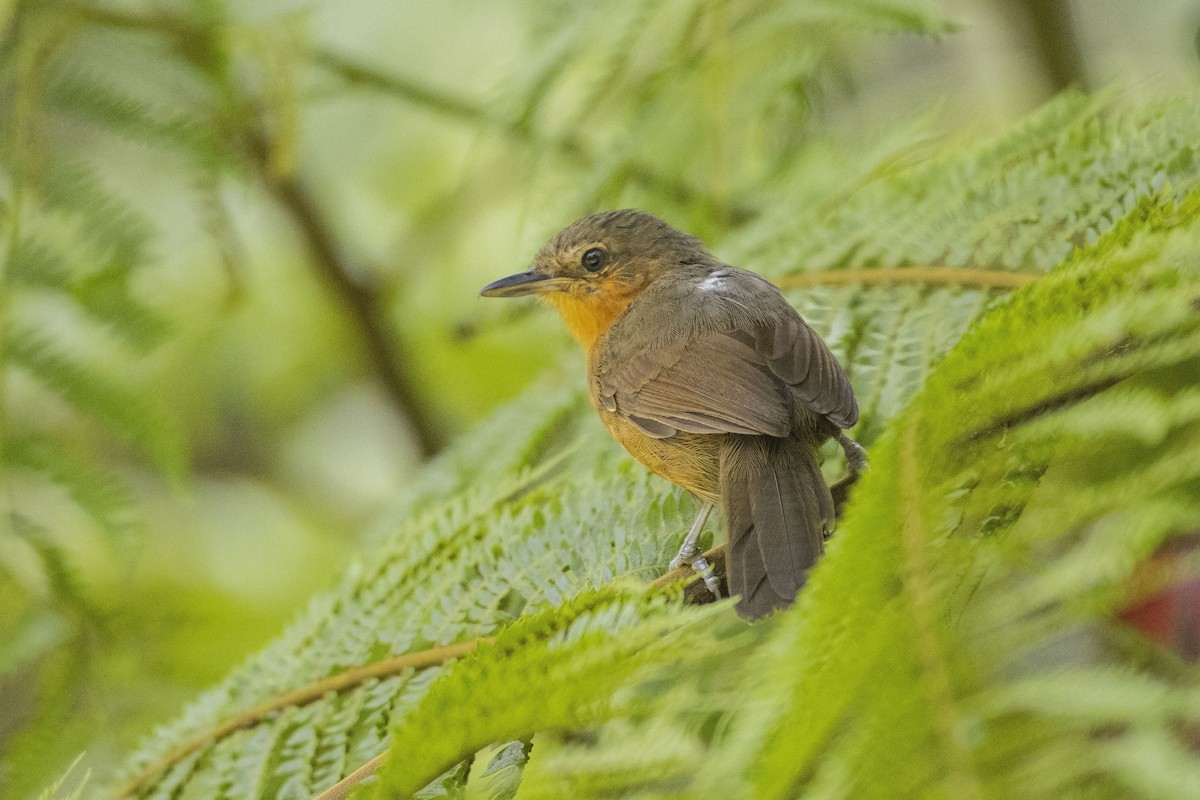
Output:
[
  {"xmin": 595, "ymin": 270, "xmax": 858, "ymax": 439},
  {"xmin": 751, "ymin": 312, "xmax": 858, "ymax": 430},
  {"xmin": 599, "ymin": 331, "xmax": 791, "ymax": 438}
]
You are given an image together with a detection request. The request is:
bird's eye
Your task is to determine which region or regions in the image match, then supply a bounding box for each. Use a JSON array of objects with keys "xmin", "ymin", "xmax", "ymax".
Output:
[{"xmin": 581, "ymin": 248, "xmax": 606, "ymax": 272}]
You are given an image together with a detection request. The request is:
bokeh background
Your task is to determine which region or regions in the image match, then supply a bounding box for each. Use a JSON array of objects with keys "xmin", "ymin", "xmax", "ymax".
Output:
[{"xmin": 2, "ymin": 0, "xmax": 1199, "ymax": 795}]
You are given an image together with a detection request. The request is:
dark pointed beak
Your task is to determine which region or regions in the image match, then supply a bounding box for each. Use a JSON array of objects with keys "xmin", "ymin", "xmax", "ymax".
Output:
[{"xmin": 480, "ymin": 270, "xmax": 565, "ymax": 298}]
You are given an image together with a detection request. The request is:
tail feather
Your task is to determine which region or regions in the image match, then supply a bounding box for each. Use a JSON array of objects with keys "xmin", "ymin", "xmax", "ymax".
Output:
[{"xmin": 721, "ymin": 435, "xmax": 832, "ymax": 619}]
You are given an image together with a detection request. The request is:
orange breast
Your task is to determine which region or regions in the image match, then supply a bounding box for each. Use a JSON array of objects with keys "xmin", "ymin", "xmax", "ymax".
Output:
[
  {"xmin": 554, "ymin": 281, "xmax": 721, "ymax": 501},
  {"xmin": 595, "ymin": 406, "xmax": 722, "ymax": 504},
  {"xmin": 546, "ymin": 287, "xmax": 639, "ymax": 350}
]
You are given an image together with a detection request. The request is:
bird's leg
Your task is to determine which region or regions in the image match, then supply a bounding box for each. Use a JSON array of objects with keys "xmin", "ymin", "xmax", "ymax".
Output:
[
  {"xmin": 670, "ymin": 502, "xmax": 720, "ymax": 597},
  {"xmin": 836, "ymin": 432, "xmax": 868, "ymax": 474},
  {"xmin": 669, "ymin": 503, "xmax": 712, "ymax": 570}
]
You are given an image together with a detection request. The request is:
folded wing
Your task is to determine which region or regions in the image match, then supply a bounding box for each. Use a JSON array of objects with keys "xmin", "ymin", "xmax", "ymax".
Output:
[{"xmin": 596, "ymin": 271, "xmax": 858, "ymax": 438}]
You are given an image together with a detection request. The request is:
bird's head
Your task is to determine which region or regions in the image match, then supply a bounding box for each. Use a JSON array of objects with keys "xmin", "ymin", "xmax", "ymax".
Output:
[{"xmin": 481, "ymin": 209, "xmax": 710, "ymax": 347}]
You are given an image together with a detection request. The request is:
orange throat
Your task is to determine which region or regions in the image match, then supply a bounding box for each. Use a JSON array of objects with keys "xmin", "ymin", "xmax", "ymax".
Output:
[{"xmin": 545, "ymin": 289, "xmax": 637, "ymax": 351}]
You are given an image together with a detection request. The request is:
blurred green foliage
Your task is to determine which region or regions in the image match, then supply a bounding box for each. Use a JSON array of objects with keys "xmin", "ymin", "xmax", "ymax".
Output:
[{"xmin": 1, "ymin": 0, "xmax": 1199, "ymax": 798}]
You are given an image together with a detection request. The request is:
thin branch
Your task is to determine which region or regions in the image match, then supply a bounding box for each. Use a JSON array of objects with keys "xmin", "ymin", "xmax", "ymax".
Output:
[
  {"xmin": 776, "ymin": 267, "xmax": 1038, "ymax": 292},
  {"xmin": 245, "ymin": 132, "xmax": 445, "ymax": 456},
  {"xmin": 64, "ymin": 7, "xmax": 446, "ymax": 456},
  {"xmin": 311, "ymin": 49, "xmax": 754, "ymax": 223},
  {"xmin": 651, "ymin": 546, "xmax": 726, "ymax": 590},
  {"xmin": 103, "ymin": 639, "xmax": 485, "ymax": 800}
]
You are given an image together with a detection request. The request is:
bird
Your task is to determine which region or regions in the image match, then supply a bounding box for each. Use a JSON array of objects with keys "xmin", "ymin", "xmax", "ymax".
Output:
[{"xmin": 481, "ymin": 209, "xmax": 865, "ymax": 619}]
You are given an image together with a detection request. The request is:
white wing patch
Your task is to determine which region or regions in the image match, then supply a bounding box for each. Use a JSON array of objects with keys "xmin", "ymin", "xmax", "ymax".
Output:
[{"xmin": 698, "ymin": 269, "xmax": 733, "ymax": 292}]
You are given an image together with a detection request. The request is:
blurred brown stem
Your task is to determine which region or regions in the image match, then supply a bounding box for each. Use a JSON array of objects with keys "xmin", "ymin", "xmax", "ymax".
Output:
[
  {"xmin": 1005, "ymin": 0, "xmax": 1089, "ymax": 95},
  {"xmin": 247, "ymin": 132, "xmax": 445, "ymax": 456},
  {"xmin": 72, "ymin": 6, "xmax": 448, "ymax": 456}
]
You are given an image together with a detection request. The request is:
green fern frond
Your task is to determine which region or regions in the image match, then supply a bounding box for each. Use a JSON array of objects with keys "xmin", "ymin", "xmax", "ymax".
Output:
[
  {"xmin": 89, "ymin": 53, "xmax": 1200, "ymax": 800},
  {"xmin": 7, "ymin": 327, "xmax": 183, "ymax": 476},
  {"xmin": 370, "ymin": 381, "xmax": 589, "ymax": 531},
  {"xmin": 714, "ymin": 92, "xmax": 1200, "ymax": 444},
  {"xmin": 718, "ymin": 188, "xmax": 1200, "ymax": 800},
  {"xmin": 504, "ymin": 0, "xmax": 951, "ymax": 228},
  {"xmin": 1, "ymin": 176, "xmax": 173, "ymax": 595},
  {"xmin": 9, "ymin": 515, "xmax": 97, "ymax": 612},
  {"xmin": 4, "ymin": 433, "xmax": 138, "ymax": 539},
  {"xmin": 36, "ymin": 160, "xmax": 151, "ymax": 268},
  {"xmin": 6, "ymin": 233, "xmax": 75, "ymax": 291},
  {"xmin": 35, "ymin": 754, "xmax": 90, "ymax": 800},
  {"xmin": 367, "ymin": 588, "xmax": 723, "ymax": 797},
  {"xmin": 100, "ymin": 412, "xmax": 704, "ymax": 799},
  {"xmin": 513, "ymin": 719, "xmax": 702, "ymax": 799},
  {"xmin": 7, "ymin": 230, "xmax": 171, "ymax": 351},
  {"xmin": 47, "ymin": 73, "xmax": 224, "ymax": 169},
  {"xmin": 70, "ymin": 266, "xmax": 171, "ymax": 352}
]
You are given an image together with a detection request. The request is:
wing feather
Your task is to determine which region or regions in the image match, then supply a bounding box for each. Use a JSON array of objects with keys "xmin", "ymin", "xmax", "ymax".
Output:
[{"xmin": 595, "ymin": 267, "xmax": 858, "ymax": 436}]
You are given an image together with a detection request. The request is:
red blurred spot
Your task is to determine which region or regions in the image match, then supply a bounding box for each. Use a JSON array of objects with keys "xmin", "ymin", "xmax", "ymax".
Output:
[{"xmin": 1118, "ymin": 534, "xmax": 1200, "ymax": 662}]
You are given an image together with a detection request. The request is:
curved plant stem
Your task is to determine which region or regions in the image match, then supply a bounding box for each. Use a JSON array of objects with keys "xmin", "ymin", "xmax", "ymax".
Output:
[
  {"xmin": 311, "ymin": 752, "xmax": 389, "ymax": 800},
  {"xmin": 103, "ymin": 640, "xmax": 485, "ymax": 800},
  {"xmin": 776, "ymin": 267, "xmax": 1038, "ymax": 291}
]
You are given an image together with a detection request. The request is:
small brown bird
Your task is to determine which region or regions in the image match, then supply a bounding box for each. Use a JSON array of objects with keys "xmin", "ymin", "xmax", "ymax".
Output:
[{"xmin": 482, "ymin": 210, "xmax": 864, "ymax": 618}]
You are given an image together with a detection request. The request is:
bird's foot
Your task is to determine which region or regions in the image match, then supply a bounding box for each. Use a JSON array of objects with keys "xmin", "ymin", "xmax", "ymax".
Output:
[
  {"xmin": 669, "ymin": 539, "xmax": 700, "ymax": 572},
  {"xmin": 669, "ymin": 502, "xmax": 720, "ymax": 596},
  {"xmin": 689, "ymin": 555, "xmax": 722, "ymax": 598},
  {"xmin": 837, "ymin": 433, "xmax": 869, "ymax": 474},
  {"xmin": 670, "ymin": 542, "xmax": 721, "ymax": 597}
]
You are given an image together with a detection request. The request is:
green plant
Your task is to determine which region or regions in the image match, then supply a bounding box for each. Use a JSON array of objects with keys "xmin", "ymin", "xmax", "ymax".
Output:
[
  {"xmin": 89, "ymin": 87, "xmax": 1200, "ymax": 799},
  {"xmin": 6, "ymin": 1, "xmax": 1199, "ymax": 797}
]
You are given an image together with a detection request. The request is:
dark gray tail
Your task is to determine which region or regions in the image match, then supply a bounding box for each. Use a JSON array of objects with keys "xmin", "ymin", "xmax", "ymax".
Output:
[{"xmin": 721, "ymin": 435, "xmax": 833, "ymax": 619}]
